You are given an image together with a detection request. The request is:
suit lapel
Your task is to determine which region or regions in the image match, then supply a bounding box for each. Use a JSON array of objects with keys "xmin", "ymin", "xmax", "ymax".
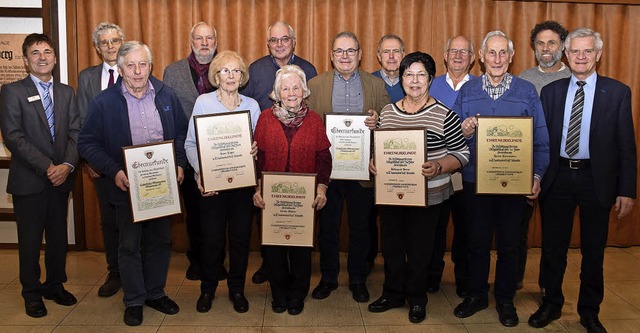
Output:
[
  {"xmin": 22, "ymin": 78, "xmax": 50, "ymax": 131},
  {"xmin": 180, "ymin": 60, "xmax": 199, "ymax": 101},
  {"xmin": 590, "ymin": 75, "xmax": 606, "ymax": 132},
  {"xmin": 90, "ymin": 65, "xmax": 102, "ymax": 97},
  {"xmin": 52, "ymin": 82, "xmax": 68, "ymax": 142}
]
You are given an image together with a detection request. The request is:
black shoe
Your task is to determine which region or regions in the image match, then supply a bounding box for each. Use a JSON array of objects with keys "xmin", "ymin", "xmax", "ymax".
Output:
[
  {"xmin": 455, "ymin": 280, "xmax": 468, "ymax": 298},
  {"xmin": 98, "ymin": 275, "xmax": 121, "ymax": 297},
  {"xmin": 186, "ymin": 264, "xmax": 200, "ymax": 281},
  {"xmin": 580, "ymin": 314, "xmax": 608, "ymax": 333},
  {"xmin": 251, "ymin": 263, "xmax": 268, "ymax": 284},
  {"xmin": 229, "ymin": 292, "xmax": 249, "ymax": 313},
  {"xmin": 311, "ymin": 282, "xmax": 338, "ymax": 300},
  {"xmin": 196, "ymin": 292, "xmax": 214, "ymax": 313},
  {"xmin": 516, "ymin": 280, "xmax": 524, "ymax": 290},
  {"xmin": 426, "ymin": 285, "xmax": 440, "ymax": 294},
  {"xmin": 496, "ymin": 302, "xmax": 519, "ymax": 327},
  {"xmin": 454, "ymin": 297, "xmax": 488, "ymax": 318},
  {"xmin": 426, "ymin": 277, "xmax": 440, "ymax": 294},
  {"xmin": 43, "ymin": 288, "xmax": 77, "ymax": 306},
  {"xmin": 528, "ymin": 303, "xmax": 561, "ymax": 328},
  {"xmin": 349, "ymin": 283, "xmax": 370, "ymax": 302},
  {"xmin": 368, "ymin": 296, "xmax": 404, "ymax": 313},
  {"xmin": 124, "ymin": 306, "xmax": 143, "ymax": 326},
  {"xmin": 271, "ymin": 302, "xmax": 287, "ymax": 313},
  {"xmin": 287, "ymin": 299, "xmax": 304, "ymax": 315},
  {"xmin": 409, "ymin": 304, "xmax": 426, "ymax": 323},
  {"xmin": 25, "ymin": 300, "xmax": 47, "ymax": 318},
  {"xmin": 218, "ymin": 265, "xmax": 228, "ymax": 281},
  {"xmin": 145, "ymin": 296, "xmax": 179, "ymax": 315}
]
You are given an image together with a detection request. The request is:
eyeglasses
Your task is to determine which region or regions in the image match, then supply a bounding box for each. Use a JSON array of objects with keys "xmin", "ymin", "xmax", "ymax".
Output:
[
  {"xmin": 193, "ymin": 35, "xmax": 215, "ymax": 43},
  {"xmin": 98, "ymin": 38, "xmax": 123, "ymax": 48},
  {"xmin": 447, "ymin": 49, "xmax": 471, "ymax": 56},
  {"xmin": 381, "ymin": 49, "xmax": 403, "ymax": 55},
  {"xmin": 332, "ymin": 48, "xmax": 359, "ymax": 57},
  {"xmin": 568, "ymin": 48, "xmax": 595, "ymax": 57},
  {"xmin": 268, "ymin": 36, "xmax": 294, "ymax": 45},
  {"xmin": 403, "ymin": 72, "xmax": 429, "ymax": 81},
  {"xmin": 218, "ymin": 68, "xmax": 242, "ymax": 76},
  {"xmin": 485, "ymin": 50, "xmax": 510, "ymax": 58}
]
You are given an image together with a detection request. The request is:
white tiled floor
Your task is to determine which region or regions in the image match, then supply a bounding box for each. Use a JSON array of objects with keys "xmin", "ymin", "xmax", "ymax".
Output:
[{"xmin": 1, "ymin": 247, "xmax": 640, "ymax": 332}]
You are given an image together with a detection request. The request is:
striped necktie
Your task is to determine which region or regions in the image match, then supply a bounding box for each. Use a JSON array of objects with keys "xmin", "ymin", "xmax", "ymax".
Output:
[
  {"xmin": 565, "ymin": 81, "xmax": 586, "ymax": 157},
  {"xmin": 39, "ymin": 81, "xmax": 55, "ymax": 141}
]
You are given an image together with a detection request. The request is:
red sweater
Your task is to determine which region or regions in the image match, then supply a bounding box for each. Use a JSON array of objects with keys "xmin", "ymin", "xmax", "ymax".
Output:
[{"xmin": 254, "ymin": 108, "xmax": 332, "ymax": 185}]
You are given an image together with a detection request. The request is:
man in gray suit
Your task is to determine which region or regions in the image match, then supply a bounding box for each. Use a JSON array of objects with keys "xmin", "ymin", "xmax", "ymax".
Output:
[
  {"xmin": 0, "ymin": 33, "xmax": 80, "ymax": 318},
  {"xmin": 76, "ymin": 22, "xmax": 125, "ymax": 297},
  {"xmin": 162, "ymin": 22, "xmax": 225, "ymax": 281}
]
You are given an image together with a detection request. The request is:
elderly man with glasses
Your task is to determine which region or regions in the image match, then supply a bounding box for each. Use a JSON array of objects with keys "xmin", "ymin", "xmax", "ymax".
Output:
[
  {"xmin": 307, "ymin": 31, "xmax": 389, "ymax": 304},
  {"xmin": 242, "ymin": 21, "xmax": 317, "ymax": 284}
]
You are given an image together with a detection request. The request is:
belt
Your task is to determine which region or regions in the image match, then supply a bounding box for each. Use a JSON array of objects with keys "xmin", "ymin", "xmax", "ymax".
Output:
[{"xmin": 559, "ymin": 157, "xmax": 590, "ymax": 170}]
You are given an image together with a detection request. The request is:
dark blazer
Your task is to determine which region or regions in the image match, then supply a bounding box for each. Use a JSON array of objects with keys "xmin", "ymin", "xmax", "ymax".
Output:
[
  {"xmin": 77, "ymin": 64, "xmax": 102, "ymax": 125},
  {"xmin": 0, "ymin": 76, "xmax": 80, "ymax": 195},
  {"xmin": 162, "ymin": 59, "xmax": 199, "ymax": 120},
  {"xmin": 540, "ymin": 75, "xmax": 637, "ymax": 207}
]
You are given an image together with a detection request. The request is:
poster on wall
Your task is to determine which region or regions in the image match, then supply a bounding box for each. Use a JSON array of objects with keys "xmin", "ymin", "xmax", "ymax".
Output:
[{"xmin": 0, "ymin": 34, "xmax": 28, "ymax": 87}]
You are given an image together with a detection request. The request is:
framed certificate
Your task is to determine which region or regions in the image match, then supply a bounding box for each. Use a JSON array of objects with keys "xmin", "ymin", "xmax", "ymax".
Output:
[
  {"xmin": 261, "ymin": 172, "xmax": 316, "ymax": 247},
  {"xmin": 373, "ymin": 128, "xmax": 427, "ymax": 207},
  {"xmin": 475, "ymin": 116, "xmax": 533, "ymax": 195},
  {"xmin": 325, "ymin": 113, "xmax": 371, "ymax": 180},
  {"xmin": 122, "ymin": 140, "xmax": 182, "ymax": 223},
  {"xmin": 194, "ymin": 111, "xmax": 257, "ymax": 193}
]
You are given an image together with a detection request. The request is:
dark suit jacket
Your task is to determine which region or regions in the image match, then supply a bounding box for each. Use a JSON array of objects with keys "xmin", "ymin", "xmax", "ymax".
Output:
[
  {"xmin": 77, "ymin": 64, "xmax": 102, "ymax": 125},
  {"xmin": 540, "ymin": 75, "xmax": 637, "ymax": 207},
  {"xmin": 162, "ymin": 59, "xmax": 199, "ymax": 120},
  {"xmin": 0, "ymin": 76, "xmax": 80, "ymax": 195}
]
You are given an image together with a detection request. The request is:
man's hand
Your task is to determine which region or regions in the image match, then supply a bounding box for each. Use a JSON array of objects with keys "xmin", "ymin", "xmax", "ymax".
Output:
[
  {"xmin": 369, "ymin": 158, "xmax": 377, "ymax": 176},
  {"xmin": 253, "ymin": 188, "xmax": 265, "ymax": 209},
  {"xmin": 196, "ymin": 173, "xmax": 218, "ymax": 197},
  {"xmin": 365, "ymin": 109, "xmax": 379, "ymax": 130},
  {"xmin": 614, "ymin": 196, "xmax": 635, "ymax": 219},
  {"xmin": 47, "ymin": 163, "xmax": 72, "ymax": 187},
  {"xmin": 461, "ymin": 115, "xmax": 479, "ymax": 138},
  {"xmin": 114, "ymin": 170, "xmax": 129, "ymax": 191},
  {"xmin": 526, "ymin": 177, "xmax": 541, "ymax": 200},
  {"xmin": 176, "ymin": 166, "xmax": 184, "ymax": 185}
]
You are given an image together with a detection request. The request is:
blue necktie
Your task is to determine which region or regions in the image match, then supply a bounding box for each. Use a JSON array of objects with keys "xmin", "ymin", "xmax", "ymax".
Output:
[
  {"xmin": 565, "ymin": 81, "xmax": 586, "ymax": 157},
  {"xmin": 39, "ymin": 81, "xmax": 55, "ymax": 141}
]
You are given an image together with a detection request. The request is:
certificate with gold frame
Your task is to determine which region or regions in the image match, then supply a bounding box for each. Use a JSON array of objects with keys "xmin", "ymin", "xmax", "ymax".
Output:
[
  {"xmin": 194, "ymin": 111, "xmax": 257, "ymax": 193},
  {"xmin": 325, "ymin": 113, "xmax": 371, "ymax": 180},
  {"xmin": 373, "ymin": 128, "xmax": 427, "ymax": 207},
  {"xmin": 122, "ymin": 140, "xmax": 182, "ymax": 223},
  {"xmin": 261, "ymin": 172, "xmax": 316, "ymax": 247},
  {"xmin": 475, "ymin": 116, "xmax": 533, "ymax": 195}
]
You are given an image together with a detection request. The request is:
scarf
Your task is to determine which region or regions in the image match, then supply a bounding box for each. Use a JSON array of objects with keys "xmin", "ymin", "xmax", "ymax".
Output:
[
  {"xmin": 187, "ymin": 52, "xmax": 213, "ymax": 95},
  {"xmin": 272, "ymin": 101, "xmax": 308, "ymax": 128}
]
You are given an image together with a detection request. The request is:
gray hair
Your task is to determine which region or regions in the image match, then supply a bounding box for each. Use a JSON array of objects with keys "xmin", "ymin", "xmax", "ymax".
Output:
[
  {"xmin": 481, "ymin": 31, "xmax": 513, "ymax": 53},
  {"xmin": 267, "ymin": 21, "xmax": 295, "ymax": 40},
  {"xmin": 269, "ymin": 65, "xmax": 311, "ymax": 102},
  {"xmin": 190, "ymin": 22, "xmax": 217, "ymax": 40},
  {"xmin": 565, "ymin": 28, "xmax": 603, "ymax": 52},
  {"xmin": 445, "ymin": 35, "xmax": 475, "ymax": 53},
  {"xmin": 333, "ymin": 31, "xmax": 360, "ymax": 50},
  {"xmin": 92, "ymin": 22, "xmax": 125, "ymax": 47},
  {"xmin": 117, "ymin": 41, "xmax": 152, "ymax": 67},
  {"xmin": 377, "ymin": 34, "xmax": 405, "ymax": 54}
]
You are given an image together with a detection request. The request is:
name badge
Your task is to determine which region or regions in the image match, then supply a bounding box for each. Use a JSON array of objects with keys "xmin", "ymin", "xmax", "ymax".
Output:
[{"xmin": 27, "ymin": 95, "xmax": 41, "ymax": 102}]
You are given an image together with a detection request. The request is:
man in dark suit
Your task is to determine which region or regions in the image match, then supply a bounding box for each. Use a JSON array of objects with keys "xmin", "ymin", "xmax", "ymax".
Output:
[
  {"xmin": 0, "ymin": 33, "xmax": 80, "ymax": 318},
  {"xmin": 529, "ymin": 28, "xmax": 637, "ymax": 333},
  {"xmin": 76, "ymin": 21, "xmax": 125, "ymax": 297}
]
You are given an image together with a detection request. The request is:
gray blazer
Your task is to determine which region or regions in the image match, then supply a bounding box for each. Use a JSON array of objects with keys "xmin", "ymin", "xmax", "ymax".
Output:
[
  {"xmin": 77, "ymin": 64, "xmax": 102, "ymax": 125},
  {"xmin": 0, "ymin": 77, "xmax": 80, "ymax": 195},
  {"xmin": 163, "ymin": 58, "xmax": 199, "ymax": 120}
]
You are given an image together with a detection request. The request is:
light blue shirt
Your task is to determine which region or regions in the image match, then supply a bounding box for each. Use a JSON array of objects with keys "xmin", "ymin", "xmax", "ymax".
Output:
[
  {"xmin": 29, "ymin": 74, "xmax": 54, "ymax": 110},
  {"xmin": 560, "ymin": 72, "xmax": 597, "ymax": 159}
]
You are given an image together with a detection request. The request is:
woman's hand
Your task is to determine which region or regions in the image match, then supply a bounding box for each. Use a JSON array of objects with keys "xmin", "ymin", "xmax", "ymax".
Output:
[
  {"xmin": 422, "ymin": 160, "xmax": 442, "ymax": 179},
  {"xmin": 369, "ymin": 158, "xmax": 377, "ymax": 176},
  {"xmin": 251, "ymin": 141, "xmax": 258, "ymax": 160},
  {"xmin": 313, "ymin": 184, "xmax": 328, "ymax": 210},
  {"xmin": 253, "ymin": 187, "xmax": 265, "ymax": 208}
]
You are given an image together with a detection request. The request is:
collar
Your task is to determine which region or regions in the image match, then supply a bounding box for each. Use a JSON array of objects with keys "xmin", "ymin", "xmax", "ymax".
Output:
[
  {"xmin": 445, "ymin": 72, "xmax": 470, "ymax": 91},
  {"xmin": 537, "ymin": 62, "xmax": 566, "ymax": 73},
  {"xmin": 482, "ymin": 72, "xmax": 512, "ymax": 89},
  {"xmin": 334, "ymin": 69, "xmax": 360, "ymax": 82},
  {"xmin": 120, "ymin": 79, "xmax": 155, "ymax": 99},
  {"xmin": 270, "ymin": 53, "xmax": 296, "ymax": 68}
]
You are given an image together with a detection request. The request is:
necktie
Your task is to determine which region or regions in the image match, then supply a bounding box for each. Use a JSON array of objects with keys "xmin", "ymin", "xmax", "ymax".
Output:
[
  {"xmin": 39, "ymin": 81, "xmax": 55, "ymax": 141},
  {"xmin": 565, "ymin": 81, "xmax": 586, "ymax": 157},
  {"xmin": 108, "ymin": 69, "xmax": 115, "ymax": 87}
]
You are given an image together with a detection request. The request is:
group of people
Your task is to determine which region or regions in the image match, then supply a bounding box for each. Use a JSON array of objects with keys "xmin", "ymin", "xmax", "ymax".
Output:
[{"xmin": 0, "ymin": 18, "xmax": 635, "ymax": 333}]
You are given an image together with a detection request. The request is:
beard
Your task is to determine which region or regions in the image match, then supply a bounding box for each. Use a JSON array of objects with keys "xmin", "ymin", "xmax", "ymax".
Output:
[
  {"xmin": 536, "ymin": 49, "xmax": 563, "ymax": 68},
  {"xmin": 192, "ymin": 46, "xmax": 216, "ymax": 64}
]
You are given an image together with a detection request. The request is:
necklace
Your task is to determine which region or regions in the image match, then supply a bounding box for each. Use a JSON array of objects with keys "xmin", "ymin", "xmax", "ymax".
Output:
[
  {"xmin": 401, "ymin": 96, "xmax": 430, "ymax": 114},
  {"xmin": 216, "ymin": 90, "xmax": 241, "ymax": 110}
]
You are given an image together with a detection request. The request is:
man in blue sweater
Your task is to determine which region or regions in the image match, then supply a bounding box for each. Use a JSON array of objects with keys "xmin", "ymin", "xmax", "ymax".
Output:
[{"xmin": 372, "ymin": 34, "xmax": 405, "ymax": 103}]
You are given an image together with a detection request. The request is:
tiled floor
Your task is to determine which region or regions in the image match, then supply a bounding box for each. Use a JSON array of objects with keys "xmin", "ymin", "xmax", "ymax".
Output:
[{"xmin": 1, "ymin": 247, "xmax": 640, "ymax": 332}]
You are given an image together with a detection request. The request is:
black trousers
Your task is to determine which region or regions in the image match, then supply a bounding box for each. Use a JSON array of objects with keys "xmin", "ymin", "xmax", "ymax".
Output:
[
  {"xmin": 14, "ymin": 185, "xmax": 70, "ymax": 302},
  {"xmin": 517, "ymin": 201, "xmax": 535, "ymax": 284},
  {"xmin": 264, "ymin": 246, "xmax": 312, "ymax": 306},
  {"xmin": 449, "ymin": 192, "xmax": 470, "ymax": 290},
  {"xmin": 181, "ymin": 167, "xmax": 203, "ymax": 267},
  {"xmin": 198, "ymin": 187, "xmax": 253, "ymax": 294},
  {"xmin": 464, "ymin": 182, "xmax": 526, "ymax": 304},
  {"xmin": 379, "ymin": 203, "xmax": 442, "ymax": 307},
  {"xmin": 540, "ymin": 164, "xmax": 610, "ymax": 317},
  {"xmin": 93, "ymin": 176, "xmax": 119, "ymax": 277},
  {"xmin": 427, "ymin": 199, "xmax": 451, "ymax": 286}
]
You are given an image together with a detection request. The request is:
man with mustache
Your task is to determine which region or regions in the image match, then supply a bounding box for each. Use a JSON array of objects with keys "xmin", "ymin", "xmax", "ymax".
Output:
[
  {"xmin": 307, "ymin": 31, "xmax": 389, "ymax": 304},
  {"xmin": 163, "ymin": 22, "xmax": 226, "ymax": 282},
  {"xmin": 517, "ymin": 21, "xmax": 571, "ymax": 293}
]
